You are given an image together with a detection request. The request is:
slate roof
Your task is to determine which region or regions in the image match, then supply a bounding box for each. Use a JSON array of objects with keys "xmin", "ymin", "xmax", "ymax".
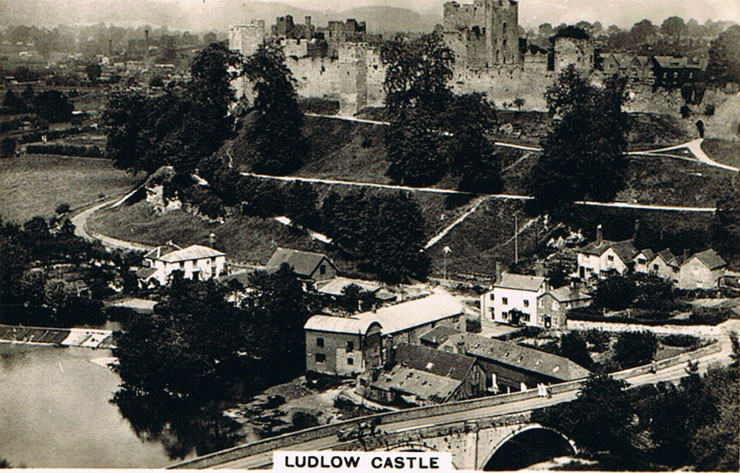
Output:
[
  {"xmin": 394, "ymin": 343, "xmax": 475, "ymax": 381},
  {"xmin": 653, "ymin": 56, "xmax": 687, "ymax": 69},
  {"xmin": 580, "ymin": 239, "xmax": 638, "ymax": 263},
  {"xmin": 420, "ymin": 326, "xmax": 463, "ymax": 347},
  {"xmin": 635, "ymin": 249, "xmax": 656, "ymax": 261},
  {"xmin": 144, "ymin": 243, "xmax": 181, "ymax": 260},
  {"xmin": 370, "ymin": 367, "xmax": 462, "ymax": 403},
  {"xmin": 632, "ymin": 56, "xmax": 650, "ymax": 67},
  {"xmin": 654, "ymin": 249, "xmax": 678, "ymax": 267},
  {"xmin": 315, "ymin": 277, "xmax": 381, "ymax": 297},
  {"xmin": 441, "ymin": 333, "xmax": 591, "ymax": 382},
  {"xmin": 136, "ymin": 267, "xmax": 158, "ymax": 279},
  {"xmin": 494, "ymin": 273, "xmax": 547, "ymax": 292},
  {"xmin": 688, "ymin": 249, "xmax": 727, "ymax": 270},
  {"xmin": 266, "ymin": 247, "xmax": 335, "ymax": 278},
  {"xmin": 305, "ymin": 291, "xmax": 463, "ymax": 335},
  {"xmin": 542, "ymin": 285, "xmax": 592, "ymax": 303},
  {"xmin": 157, "ymin": 245, "xmax": 225, "ymax": 263}
]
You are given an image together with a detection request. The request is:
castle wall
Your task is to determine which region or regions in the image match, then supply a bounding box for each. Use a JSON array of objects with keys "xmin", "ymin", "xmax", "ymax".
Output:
[{"xmin": 553, "ymin": 37, "xmax": 594, "ymax": 75}]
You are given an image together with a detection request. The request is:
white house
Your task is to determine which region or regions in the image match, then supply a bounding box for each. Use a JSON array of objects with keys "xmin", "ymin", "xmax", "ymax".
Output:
[
  {"xmin": 576, "ymin": 225, "xmax": 638, "ymax": 280},
  {"xmin": 633, "ymin": 249, "xmax": 656, "ymax": 275},
  {"xmin": 137, "ymin": 243, "xmax": 226, "ymax": 286},
  {"xmin": 647, "ymin": 249, "xmax": 681, "ymax": 282},
  {"xmin": 481, "ymin": 273, "xmax": 549, "ymax": 326},
  {"xmin": 678, "ymin": 249, "xmax": 727, "ymax": 290}
]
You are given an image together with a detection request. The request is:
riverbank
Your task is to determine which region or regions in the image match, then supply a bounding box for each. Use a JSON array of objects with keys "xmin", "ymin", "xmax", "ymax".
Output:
[{"xmin": 0, "ymin": 323, "xmax": 114, "ymax": 349}]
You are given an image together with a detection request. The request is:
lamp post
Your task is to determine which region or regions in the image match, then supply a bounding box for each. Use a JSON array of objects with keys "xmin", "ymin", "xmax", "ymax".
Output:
[{"xmin": 443, "ymin": 246, "xmax": 451, "ymax": 282}]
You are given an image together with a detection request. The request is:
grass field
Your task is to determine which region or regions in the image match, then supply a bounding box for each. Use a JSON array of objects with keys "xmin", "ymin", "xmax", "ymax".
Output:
[
  {"xmin": 702, "ymin": 139, "xmax": 740, "ymax": 168},
  {"xmin": 0, "ymin": 155, "xmax": 136, "ymax": 224}
]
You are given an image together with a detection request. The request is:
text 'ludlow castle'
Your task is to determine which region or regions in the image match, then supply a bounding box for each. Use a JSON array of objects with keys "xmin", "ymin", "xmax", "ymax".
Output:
[{"xmin": 229, "ymin": 0, "xmax": 594, "ymax": 112}]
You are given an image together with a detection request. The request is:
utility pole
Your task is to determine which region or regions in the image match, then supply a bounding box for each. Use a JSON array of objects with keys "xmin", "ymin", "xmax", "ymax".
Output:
[{"xmin": 515, "ymin": 214, "xmax": 519, "ymax": 264}]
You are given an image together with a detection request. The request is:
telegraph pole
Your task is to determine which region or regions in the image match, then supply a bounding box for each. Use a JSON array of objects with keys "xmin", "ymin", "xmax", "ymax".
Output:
[{"xmin": 443, "ymin": 246, "xmax": 451, "ymax": 281}]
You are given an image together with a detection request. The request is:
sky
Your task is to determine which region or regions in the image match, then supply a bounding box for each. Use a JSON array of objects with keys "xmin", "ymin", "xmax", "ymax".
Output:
[{"xmin": 168, "ymin": 0, "xmax": 740, "ymax": 27}]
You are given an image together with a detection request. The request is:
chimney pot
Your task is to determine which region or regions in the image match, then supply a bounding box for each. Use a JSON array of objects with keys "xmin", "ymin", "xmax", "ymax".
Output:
[{"xmin": 596, "ymin": 224, "xmax": 603, "ymax": 246}]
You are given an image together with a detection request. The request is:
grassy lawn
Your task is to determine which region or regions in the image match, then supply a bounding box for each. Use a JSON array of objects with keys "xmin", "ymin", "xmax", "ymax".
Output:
[
  {"xmin": 88, "ymin": 201, "xmax": 329, "ymax": 265},
  {"xmin": 619, "ymin": 156, "xmax": 734, "ymax": 206},
  {"xmin": 0, "ymin": 155, "xmax": 136, "ymax": 224},
  {"xmin": 702, "ymin": 138, "xmax": 740, "ymax": 168}
]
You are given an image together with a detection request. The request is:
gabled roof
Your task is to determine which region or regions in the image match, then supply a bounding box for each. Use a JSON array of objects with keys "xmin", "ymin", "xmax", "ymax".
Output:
[
  {"xmin": 494, "ymin": 273, "xmax": 547, "ymax": 292},
  {"xmin": 608, "ymin": 53, "xmax": 631, "ymax": 69},
  {"xmin": 580, "ymin": 239, "xmax": 637, "ymax": 263},
  {"xmin": 136, "ymin": 267, "xmax": 158, "ymax": 280},
  {"xmin": 652, "ymin": 249, "xmax": 677, "ymax": 267},
  {"xmin": 305, "ymin": 290, "xmax": 464, "ymax": 336},
  {"xmin": 420, "ymin": 326, "xmax": 463, "ymax": 348},
  {"xmin": 157, "ymin": 245, "xmax": 225, "ymax": 263},
  {"xmin": 394, "ymin": 343, "xmax": 475, "ymax": 381},
  {"xmin": 635, "ymin": 249, "xmax": 656, "ymax": 261},
  {"xmin": 686, "ymin": 249, "xmax": 727, "ymax": 270},
  {"xmin": 266, "ymin": 247, "xmax": 335, "ymax": 278},
  {"xmin": 315, "ymin": 277, "xmax": 381, "ymax": 297},
  {"xmin": 653, "ymin": 55, "xmax": 687, "ymax": 69},
  {"xmin": 370, "ymin": 366, "xmax": 462, "ymax": 404},
  {"xmin": 144, "ymin": 243, "xmax": 182, "ymax": 260},
  {"xmin": 441, "ymin": 333, "xmax": 591, "ymax": 382},
  {"xmin": 541, "ymin": 285, "xmax": 592, "ymax": 303}
]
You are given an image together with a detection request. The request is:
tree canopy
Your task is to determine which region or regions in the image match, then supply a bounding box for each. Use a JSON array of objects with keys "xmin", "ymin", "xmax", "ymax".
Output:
[
  {"xmin": 241, "ymin": 42, "xmax": 307, "ymax": 175},
  {"xmin": 529, "ymin": 67, "xmax": 629, "ymax": 211},
  {"xmin": 708, "ymin": 25, "xmax": 740, "ymax": 83},
  {"xmin": 34, "ymin": 90, "xmax": 73, "ymax": 123}
]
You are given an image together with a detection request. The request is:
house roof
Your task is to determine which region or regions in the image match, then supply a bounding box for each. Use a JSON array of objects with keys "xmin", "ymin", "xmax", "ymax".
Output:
[
  {"xmin": 494, "ymin": 273, "xmax": 547, "ymax": 292},
  {"xmin": 632, "ymin": 55, "xmax": 650, "ymax": 67},
  {"xmin": 266, "ymin": 247, "xmax": 335, "ymax": 278},
  {"xmin": 441, "ymin": 333, "xmax": 591, "ymax": 382},
  {"xmin": 541, "ymin": 285, "xmax": 592, "ymax": 303},
  {"xmin": 315, "ymin": 277, "xmax": 382, "ymax": 297},
  {"xmin": 653, "ymin": 249, "xmax": 678, "ymax": 267},
  {"xmin": 687, "ymin": 249, "xmax": 727, "ymax": 270},
  {"xmin": 609, "ymin": 53, "xmax": 631, "ymax": 69},
  {"xmin": 156, "ymin": 245, "xmax": 225, "ymax": 263},
  {"xmin": 653, "ymin": 56, "xmax": 687, "ymax": 69},
  {"xmin": 394, "ymin": 343, "xmax": 475, "ymax": 381},
  {"xmin": 635, "ymin": 249, "xmax": 656, "ymax": 261},
  {"xmin": 144, "ymin": 243, "xmax": 182, "ymax": 260},
  {"xmin": 580, "ymin": 239, "xmax": 637, "ymax": 263},
  {"xmin": 305, "ymin": 290, "xmax": 464, "ymax": 336},
  {"xmin": 419, "ymin": 326, "xmax": 463, "ymax": 348},
  {"xmin": 136, "ymin": 267, "xmax": 158, "ymax": 280},
  {"xmin": 370, "ymin": 366, "xmax": 462, "ymax": 403}
]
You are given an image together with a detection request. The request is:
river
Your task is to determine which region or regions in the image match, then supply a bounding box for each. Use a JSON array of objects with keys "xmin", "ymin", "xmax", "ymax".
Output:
[{"xmin": 0, "ymin": 344, "xmax": 179, "ymax": 468}]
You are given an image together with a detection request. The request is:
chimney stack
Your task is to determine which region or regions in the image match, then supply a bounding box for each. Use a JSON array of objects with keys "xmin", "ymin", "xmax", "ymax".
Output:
[
  {"xmin": 305, "ymin": 16, "xmax": 312, "ymax": 27},
  {"xmin": 144, "ymin": 29, "xmax": 150, "ymax": 65},
  {"xmin": 108, "ymin": 39, "xmax": 113, "ymax": 57},
  {"xmin": 456, "ymin": 338, "xmax": 466, "ymax": 355},
  {"xmin": 683, "ymin": 248, "xmax": 689, "ymax": 262},
  {"xmin": 633, "ymin": 219, "xmax": 640, "ymax": 242},
  {"xmin": 495, "ymin": 261, "xmax": 505, "ymax": 282},
  {"xmin": 596, "ymin": 224, "xmax": 603, "ymax": 246},
  {"xmin": 534, "ymin": 261, "xmax": 546, "ymax": 277},
  {"xmin": 208, "ymin": 232, "xmax": 216, "ymax": 248}
]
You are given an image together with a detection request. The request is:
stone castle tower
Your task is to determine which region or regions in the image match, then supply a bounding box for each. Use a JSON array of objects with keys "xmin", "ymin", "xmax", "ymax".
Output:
[
  {"xmin": 443, "ymin": 0, "xmax": 522, "ymax": 70},
  {"xmin": 229, "ymin": 20, "xmax": 265, "ymax": 99}
]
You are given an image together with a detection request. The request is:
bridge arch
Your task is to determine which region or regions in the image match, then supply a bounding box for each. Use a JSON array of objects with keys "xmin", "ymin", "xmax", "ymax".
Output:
[{"xmin": 480, "ymin": 424, "xmax": 577, "ymax": 471}]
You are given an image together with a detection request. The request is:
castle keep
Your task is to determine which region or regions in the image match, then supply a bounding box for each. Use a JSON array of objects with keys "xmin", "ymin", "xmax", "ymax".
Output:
[{"xmin": 443, "ymin": 0, "xmax": 522, "ymax": 70}]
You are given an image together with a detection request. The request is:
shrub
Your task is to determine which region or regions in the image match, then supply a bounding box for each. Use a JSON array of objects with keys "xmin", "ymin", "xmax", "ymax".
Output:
[
  {"xmin": 55, "ymin": 203, "xmax": 71, "ymax": 214},
  {"xmin": 291, "ymin": 411, "xmax": 320, "ymax": 430},
  {"xmin": 584, "ymin": 329, "xmax": 611, "ymax": 352},
  {"xmin": 0, "ymin": 137, "xmax": 16, "ymax": 157},
  {"xmin": 660, "ymin": 334, "xmax": 701, "ymax": 348},
  {"xmin": 26, "ymin": 143, "xmax": 103, "ymax": 158},
  {"xmin": 614, "ymin": 331, "xmax": 658, "ymax": 368},
  {"xmin": 594, "ymin": 275, "xmax": 637, "ymax": 311}
]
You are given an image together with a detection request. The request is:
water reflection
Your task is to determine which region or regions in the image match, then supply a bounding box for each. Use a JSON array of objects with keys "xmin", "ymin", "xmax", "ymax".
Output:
[{"xmin": 112, "ymin": 388, "xmax": 244, "ymax": 461}]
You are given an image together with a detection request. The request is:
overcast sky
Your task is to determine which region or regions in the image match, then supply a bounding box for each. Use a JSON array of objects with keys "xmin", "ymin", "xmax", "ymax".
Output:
[{"xmin": 171, "ymin": 0, "xmax": 740, "ymax": 26}]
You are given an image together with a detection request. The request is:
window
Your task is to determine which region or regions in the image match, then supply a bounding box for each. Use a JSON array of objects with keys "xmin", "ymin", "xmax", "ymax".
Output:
[
  {"xmin": 538, "ymin": 299, "xmax": 544, "ymax": 308},
  {"xmin": 638, "ymin": 258, "xmax": 646, "ymax": 265},
  {"xmin": 319, "ymin": 264, "xmax": 326, "ymax": 275},
  {"xmin": 653, "ymin": 264, "xmax": 660, "ymax": 271},
  {"xmin": 315, "ymin": 353, "xmax": 326, "ymax": 363},
  {"xmin": 489, "ymin": 293, "xmax": 494, "ymax": 301},
  {"xmin": 346, "ymin": 341, "xmax": 354, "ymax": 352},
  {"xmin": 607, "ymin": 255, "xmax": 615, "ymax": 262},
  {"xmin": 502, "ymin": 297, "xmax": 508, "ymax": 305},
  {"xmin": 316, "ymin": 338, "xmax": 324, "ymax": 348},
  {"xmin": 347, "ymin": 358, "xmax": 354, "ymax": 365},
  {"xmin": 523, "ymin": 300, "xmax": 529, "ymax": 308}
]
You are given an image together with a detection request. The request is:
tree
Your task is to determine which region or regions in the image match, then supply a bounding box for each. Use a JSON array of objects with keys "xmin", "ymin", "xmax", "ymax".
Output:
[
  {"xmin": 630, "ymin": 19, "xmax": 658, "ymax": 44},
  {"xmin": 529, "ymin": 68, "xmax": 629, "ymax": 211},
  {"xmin": 614, "ymin": 330, "xmax": 658, "ymax": 368},
  {"xmin": 594, "ymin": 275, "xmax": 636, "ymax": 310},
  {"xmin": 242, "ymin": 42, "xmax": 307, "ymax": 175},
  {"xmin": 661, "ymin": 17, "xmax": 688, "ymax": 40},
  {"xmin": 708, "ymin": 25, "xmax": 740, "ymax": 83},
  {"xmin": 203, "ymin": 32, "xmax": 218, "ymax": 45},
  {"xmin": 443, "ymin": 93, "xmax": 501, "ymax": 193},
  {"xmin": 533, "ymin": 374, "xmax": 634, "ymax": 454},
  {"xmin": 3, "ymin": 89, "xmax": 25, "ymax": 112},
  {"xmin": 382, "ymin": 33, "xmax": 454, "ymax": 187},
  {"xmin": 0, "ymin": 137, "xmax": 16, "ymax": 158},
  {"xmin": 85, "ymin": 63, "xmax": 102, "ymax": 83},
  {"xmin": 21, "ymin": 85, "xmax": 34, "ymax": 104},
  {"xmin": 33, "ymin": 90, "xmax": 73, "ymax": 123},
  {"xmin": 283, "ymin": 181, "xmax": 319, "ymax": 227},
  {"xmin": 558, "ymin": 332, "xmax": 593, "ymax": 368},
  {"xmin": 713, "ymin": 173, "xmax": 740, "ymax": 262},
  {"xmin": 512, "ymin": 97, "xmax": 525, "ymax": 111}
]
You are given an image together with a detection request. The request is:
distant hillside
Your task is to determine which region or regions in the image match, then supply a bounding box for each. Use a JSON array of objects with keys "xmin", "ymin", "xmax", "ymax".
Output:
[{"xmin": 0, "ymin": 0, "xmax": 441, "ymax": 34}]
